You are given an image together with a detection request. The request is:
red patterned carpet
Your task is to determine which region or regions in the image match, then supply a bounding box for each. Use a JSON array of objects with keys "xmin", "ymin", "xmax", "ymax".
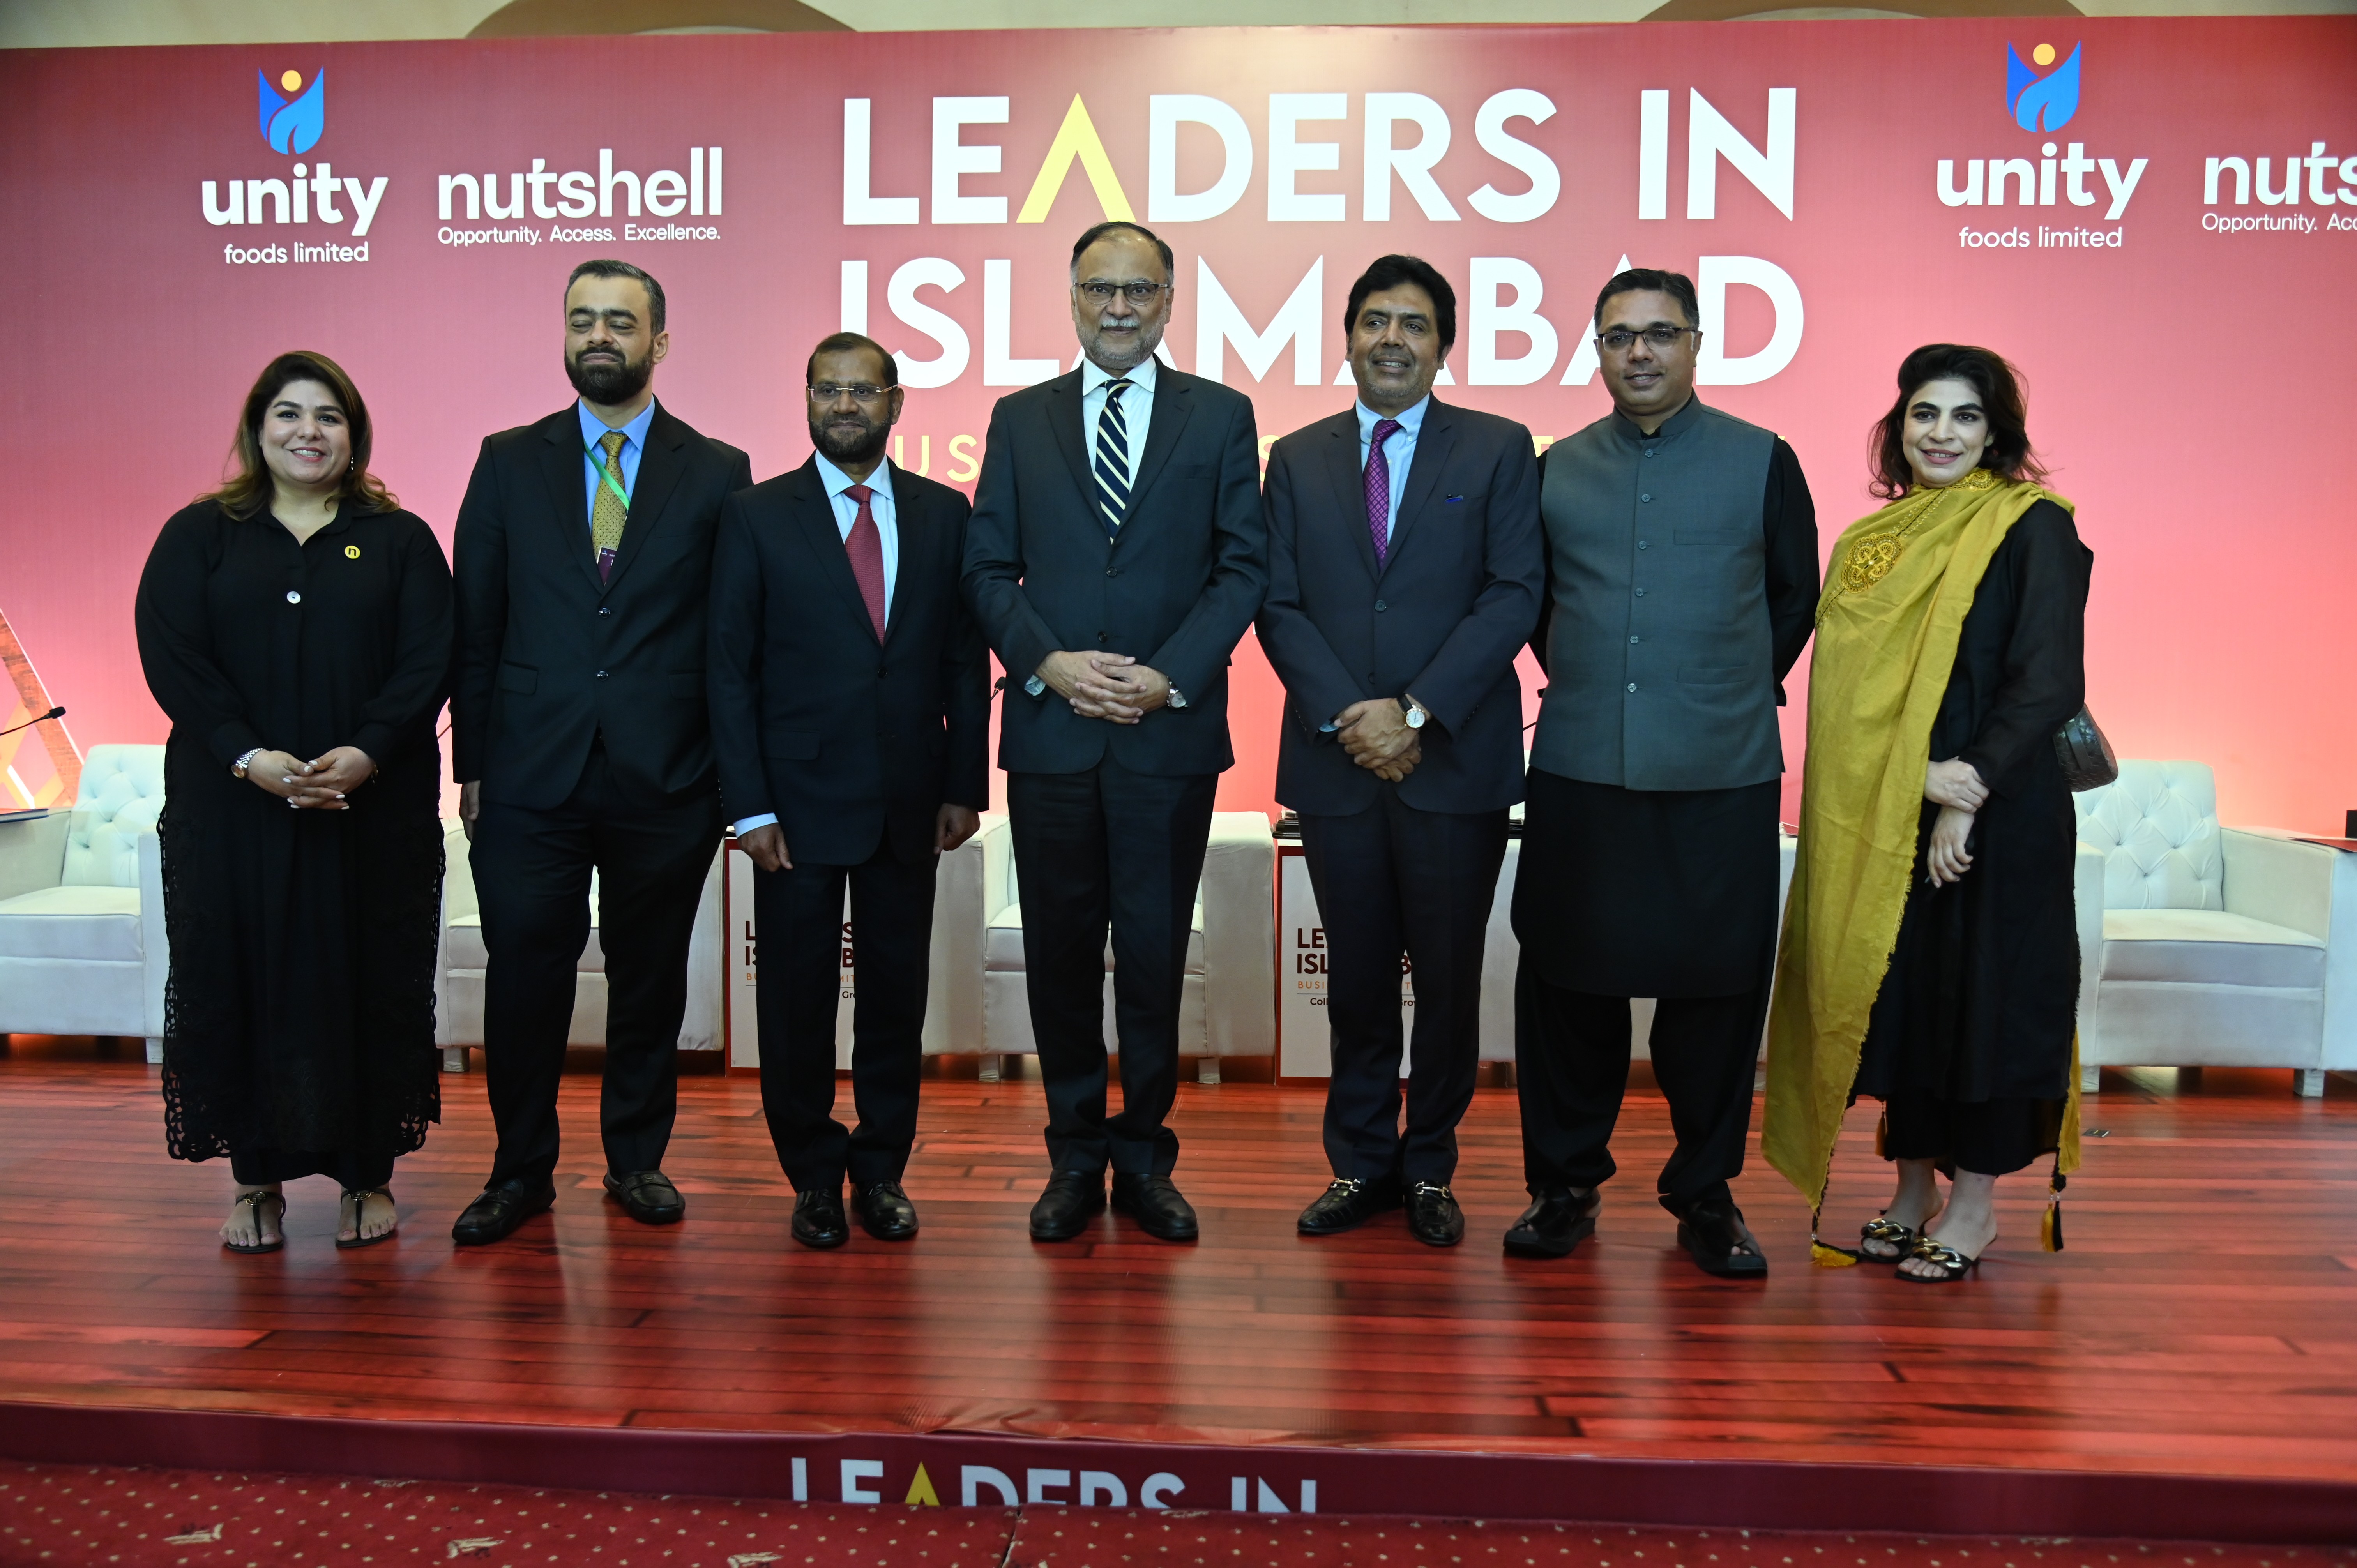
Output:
[{"xmin": 8, "ymin": 1459, "xmax": 2357, "ymax": 1568}]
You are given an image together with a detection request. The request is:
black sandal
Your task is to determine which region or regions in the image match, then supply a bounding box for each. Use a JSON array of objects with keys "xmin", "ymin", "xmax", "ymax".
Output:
[
  {"xmin": 336, "ymin": 1187, "xmax": 398, "ymax": 1250},
  {"xmin": 1897, "ymin": 1236, "xmax": 1981, "ymax": 1282},
  {"xmin": 1859, "ymin": 1217, "xmax": 1918, "ymax": 1261},
  {"xmin": 223, "ymin": 1188, "xmax": 286, "ymax": 1254}
]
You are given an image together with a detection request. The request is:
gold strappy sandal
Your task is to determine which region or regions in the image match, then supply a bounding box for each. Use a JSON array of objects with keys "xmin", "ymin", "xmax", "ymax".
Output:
[{"xmin": 1897, "ymin": 1235, "xmax": 1982, "ymax": 1282}]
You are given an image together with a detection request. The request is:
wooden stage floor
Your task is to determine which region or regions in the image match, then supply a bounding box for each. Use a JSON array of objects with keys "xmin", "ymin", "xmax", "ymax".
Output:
[{"xmin": 2, "ymin": 1043, "xmax": 2354, "ymax": 1500}]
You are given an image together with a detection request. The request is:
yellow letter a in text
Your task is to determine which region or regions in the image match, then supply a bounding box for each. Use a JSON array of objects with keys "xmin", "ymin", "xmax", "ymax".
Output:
[
  {"xmin": 1016, "ymin": 96, "xmax": 1135, "ymax": 224},
  {"xmin": 904, "ymin": 1463, "xmax": 942, "ymax": 1507}
]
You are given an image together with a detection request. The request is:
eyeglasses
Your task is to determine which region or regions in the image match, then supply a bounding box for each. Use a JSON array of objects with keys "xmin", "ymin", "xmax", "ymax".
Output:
[
  {"xmin": 1076, "ymin": 281, "xmax": 1171, "ymax": 305},
  {"xmin": 1597, "ymin": 325, "xmax": 1698, "ymax": 353},
  {"xmin": 808, "ymin": 383, "xmax": 889, "ymax": 403}
]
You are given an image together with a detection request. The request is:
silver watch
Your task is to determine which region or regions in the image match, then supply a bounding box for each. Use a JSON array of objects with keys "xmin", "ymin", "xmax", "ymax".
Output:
[
  {"xmin": 1166, "ymin": 684, "xmax": 1187, "ymax": 710},
  {"xmin": 231, "ymin": 747, "xmax": 264, "ymax": 779},
  {"xmin": 1402, "ymin": 695, "xmax": 1429, "ymax": 730}
]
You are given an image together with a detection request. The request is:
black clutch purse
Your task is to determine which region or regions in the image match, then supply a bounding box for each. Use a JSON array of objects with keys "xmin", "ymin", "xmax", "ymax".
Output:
[{"xmin": 2054, "ymin": 704, "xmax": 2117, "ymax": 791}]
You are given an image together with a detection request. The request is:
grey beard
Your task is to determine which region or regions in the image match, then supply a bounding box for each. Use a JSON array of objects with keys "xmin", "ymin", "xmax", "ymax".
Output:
[{"xmin": 1080, "ymin": 320, "xmax": 1164, "ymax": 373}]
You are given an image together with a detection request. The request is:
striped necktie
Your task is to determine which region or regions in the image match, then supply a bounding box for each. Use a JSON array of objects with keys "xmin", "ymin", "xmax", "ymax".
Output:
[
  {"xmin": 1092, "ymin": 378, "xmax": 1133, "ymax": 539},
  {"xmin": 590, "ymin": 429, "xmax": 628, "ymax": 582}
]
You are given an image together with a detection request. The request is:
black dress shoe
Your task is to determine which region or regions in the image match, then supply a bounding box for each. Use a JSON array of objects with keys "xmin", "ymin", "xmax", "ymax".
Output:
[
  {"xmin": 792, "ymin": 1187, "xmax": 849, "ymax": 1250},
  {"xmin": 1503, "ymin": 1187, "xmax": 1601, "ymax": 1258},
  {"xmin": 1675, "ymin": 1198, "xmax": 1768, "ymax": 1278},
  {"xmin": 851, "ymin": 1180, "xmax": 919, "ymax": 1241},
  {"xmin": 603, "ymin": 1169, "xmax": 686, "ymax": 1225},
  {"xmin": 1297, "ymin": 1176, "xmax": 1403, "ymax": 1235},
  {"xmin": 1029, "ymin": 1171, "xmax": 1106, "ymax": 1241},
  {"xmin": 451, "ymin": 1178, "xmax": 555, "ymax": 1246},
  {"xmin": 1110, "ymin": 1173, "xmax": 1199, "ymax": 1242},
  {"xmin": 1405, "ymin": 1181, "xmax": 1465, "ymax": 1247}
]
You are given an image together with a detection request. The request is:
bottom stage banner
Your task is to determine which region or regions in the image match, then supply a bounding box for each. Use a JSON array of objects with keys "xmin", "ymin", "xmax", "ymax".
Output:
[{"xmin": 4, "ymin": 1401, "xmax": 2354, "ymax": 1545}]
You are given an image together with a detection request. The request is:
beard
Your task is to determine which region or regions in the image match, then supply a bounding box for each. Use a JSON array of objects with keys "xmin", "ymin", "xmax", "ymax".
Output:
[
  {"xmin": 566, "ymin": 344, "xmax": 654, "ymax": 405},
  {"xmin": 809, "ymin": 410, "xmax": 891, "ymax": 470},
  {"xmin": 1077, "ymin": 315, "xmax": 1165, "ymax": 373}
]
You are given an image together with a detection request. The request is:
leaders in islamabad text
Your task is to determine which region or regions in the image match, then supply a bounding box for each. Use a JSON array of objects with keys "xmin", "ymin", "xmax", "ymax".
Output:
[
  {"xmin": 138, "ymin": 350, "xmax": 452, "ymax": 1255},
  {"xmin": 1508, "ymin": 268, "xmax": 1821, "ymax": 1278},
  {"xmin": 962, "ymin": 221, "xmax": 1269, "ymax": 1244},
  {"xmin": 1765, "ymin": 344, "xmax": 2090, "ymax": 1284},
  {"xmin": 449, "ymin": 259, "xmax": 753, "ymax": 1246},
  {"xmin": 1257, "ymin": 255, "xmax": 1544, "ymax": 1248},
  {"xmin": 707, "ymin": 332, "xmax": 989, "ymax": 1250}
]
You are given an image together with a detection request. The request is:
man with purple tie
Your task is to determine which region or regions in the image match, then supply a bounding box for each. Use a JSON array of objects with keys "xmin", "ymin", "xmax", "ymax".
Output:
[
  {"xmin": 708, "ymin": 333, "xmax": 989, "ymax": 1249},
  {"xmin": 1256, "ymin": 255, "xmax": 1545, "ymax": 1247}
]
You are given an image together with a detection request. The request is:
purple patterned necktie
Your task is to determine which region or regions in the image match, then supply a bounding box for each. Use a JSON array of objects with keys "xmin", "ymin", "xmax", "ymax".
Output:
[{"xmin": 1364, "ymin": 417, "xmax": 1402, "ymax": 567}]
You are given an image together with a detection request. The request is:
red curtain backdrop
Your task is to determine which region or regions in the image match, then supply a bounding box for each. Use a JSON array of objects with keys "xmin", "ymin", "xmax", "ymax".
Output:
[{"xmin": 4, "ymin": 19, "xmax": 2352, "ymax": 826}]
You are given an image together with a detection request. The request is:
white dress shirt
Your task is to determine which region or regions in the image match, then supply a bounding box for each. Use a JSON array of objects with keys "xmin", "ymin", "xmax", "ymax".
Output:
[
  {"xmin": 1079, "ymin": 352, "xmax": 1157, "ymax": 493},
  {"xmin": 1027, "ymin": 355, "xmax": 1162, "ymax": 700},
  {"xmin": 731, "ymin": 456, "xmax": 901, "ymax": 839}
]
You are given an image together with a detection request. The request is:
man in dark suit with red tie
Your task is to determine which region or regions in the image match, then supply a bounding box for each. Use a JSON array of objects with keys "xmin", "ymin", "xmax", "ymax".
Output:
[
  {"xmin": 1257, "ymin": 255, "xmax": 1544, "ymax": 1247},
  {"xmin": 451, "ymin": 260, "xmax": 753, "ymax": 1245},
  {"xmin": 963, "ymin": 222, "xmax": 1267, "ymax": 1243},
  {"xmin": 708, "ymin": 333, "xmax": 989, "ymax": 1249}
]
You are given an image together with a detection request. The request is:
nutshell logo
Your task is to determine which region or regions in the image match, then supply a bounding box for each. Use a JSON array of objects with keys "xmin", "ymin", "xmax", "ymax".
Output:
[
  {"xmin": 2005, "ymin": 42, "xmax": 2080, "ymax": 134},
  {"xmin": 257, "ymin": 67, "xmax": 325, "ymax": 154}
]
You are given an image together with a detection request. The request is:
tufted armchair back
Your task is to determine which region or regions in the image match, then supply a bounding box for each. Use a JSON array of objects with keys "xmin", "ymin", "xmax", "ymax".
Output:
[
  {"xmin": 61, "ymin": 745, "xmax": 166, "ymax": 888},
  {"xmin": 2073, "ymin": 759, "xmax": 2224, "ymax": 912}
]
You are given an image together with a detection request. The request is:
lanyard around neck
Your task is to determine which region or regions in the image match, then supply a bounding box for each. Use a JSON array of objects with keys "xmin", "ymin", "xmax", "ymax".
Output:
[{"xmin": 585, "ymin": 436, "xmax": 632, "ymax": 512}]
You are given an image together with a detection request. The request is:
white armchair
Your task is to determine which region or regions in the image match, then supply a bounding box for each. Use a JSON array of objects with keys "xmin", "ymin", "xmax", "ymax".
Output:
[
  {"xmin": 2074, "ymin": 760, "xmax": 2353, "ymax": 1095},
  {"xmin": 0, "ymin": 745, "xmax": 167, "ymax": 1059},
  {"xmin": 976, "ymin": 810, "xmax": 1277, "ymax": 1081},
  {"xmin": 436, "ymin": 819, "xmax": 725, "ymax": 1071}
]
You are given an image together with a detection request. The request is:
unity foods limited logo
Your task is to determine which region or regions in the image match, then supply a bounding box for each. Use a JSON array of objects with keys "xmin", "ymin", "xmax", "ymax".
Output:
[
  {"xmin": 2005, "ymin": 42, "xmax": 2081, "ymax": 134},
  {"xmin": 1938, "ymin": 35, "xmax": 2145, "ymax": 245},
  {"xmin": 256, "ymin": 67, "xmax": 325, "ymax": 154},
  {"xmin": 204, "ymin": 66, "xmax": 387, "ymax": 261}
]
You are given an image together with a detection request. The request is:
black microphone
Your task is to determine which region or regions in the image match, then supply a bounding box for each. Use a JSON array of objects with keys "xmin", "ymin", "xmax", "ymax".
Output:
[{"xmin": 0, "ymin": 705, "xmax": 62, "ymax": 740}]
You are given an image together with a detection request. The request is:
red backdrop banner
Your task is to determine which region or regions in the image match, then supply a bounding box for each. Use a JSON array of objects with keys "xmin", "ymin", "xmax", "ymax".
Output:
[{"xmin": 3, "ymin": 19, "xmax": 2352, "ymax": 824}]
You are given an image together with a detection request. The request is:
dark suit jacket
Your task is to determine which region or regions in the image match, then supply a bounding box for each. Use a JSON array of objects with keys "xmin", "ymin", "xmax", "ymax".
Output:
[
  {"xmin": 707, "ymin": 457, "xmax": 991, "ymax": 867},
  {"xmin": 452, "ymin": 401, "xmax": 753, "ymax": 810},
  {"xmin": 962, "ymin": 366, "xmax": 1267, "ymax": 777},
  {"xmin": 1257, "ymin": 397, "xmax": 1545, "ymax": 816}
]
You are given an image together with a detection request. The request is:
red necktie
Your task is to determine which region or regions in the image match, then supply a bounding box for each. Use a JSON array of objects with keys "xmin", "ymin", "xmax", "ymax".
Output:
[{"xmin": 845, "ymin": 483, "xmax": 888, "ymax": 640}]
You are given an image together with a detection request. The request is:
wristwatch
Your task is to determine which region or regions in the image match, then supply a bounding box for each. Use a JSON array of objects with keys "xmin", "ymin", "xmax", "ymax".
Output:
[
  {"xmin": 1166, "ymin": 685, "xmax": 1188, "ymax": 710},
  {"xmin": 231, "ymin": 747, "xmax": 264, "ymax": 779},
  {"xmin": 1401, "ymin": 695, "xmax": 1429, "ymax": 730}
]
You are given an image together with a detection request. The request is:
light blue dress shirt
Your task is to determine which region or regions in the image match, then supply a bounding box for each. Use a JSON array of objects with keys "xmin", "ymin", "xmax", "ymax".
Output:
[
  {"xmin": 1355, "ymin": 392, "xmax": 1429, "ymax": 543},
  {"xmin": 1319, "ymin": 395, "xmax": 1433, "ymax": 733},
  {"xmin": 577, "ymin": 397, "xmax": 657, "ymax": 528},
  {"xmin": 732, "ymin": 457, "xmax": 901, "ymax": 839}
]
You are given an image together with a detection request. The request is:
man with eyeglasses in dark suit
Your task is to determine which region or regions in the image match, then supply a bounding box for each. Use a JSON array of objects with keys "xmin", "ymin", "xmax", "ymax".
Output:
[
  {"xmin": 1509, "ymin": 267, "xmax": 1818, "ymax": 1277},
  {"xmin": 963, "ymin": 221, "xmax": 1267, "ymax": 1243}
]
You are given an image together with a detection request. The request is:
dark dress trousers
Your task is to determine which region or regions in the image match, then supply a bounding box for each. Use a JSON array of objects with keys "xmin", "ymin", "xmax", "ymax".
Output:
[
  {"xmin": 963, "ymin": 364, "xmax": 1267, "ymax": 1178},
  {"xmin": 1258, "ymin": 399, "xmax": 1543, "ymax": 1183},
  {"xmin": 452, "ymin": 401, "xmax": 752, "ymax": 1188},
  {"xmin": 1511, "ymin": 397, "xmax": 1819, "ymax": 1214},
  {"xmin": 707, "ymin": 457, "xmax": 990, "ymax": 1191}
]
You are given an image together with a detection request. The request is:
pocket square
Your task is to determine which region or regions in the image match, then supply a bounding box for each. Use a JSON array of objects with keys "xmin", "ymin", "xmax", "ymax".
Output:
[{"xmin": 1444, "ymin": 494, "xmax": 1465, "ymax": 503}]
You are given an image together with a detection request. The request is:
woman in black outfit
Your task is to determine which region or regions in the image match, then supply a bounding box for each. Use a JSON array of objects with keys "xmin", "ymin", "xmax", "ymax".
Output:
[
  {"xmin": 136, "ymin": 351, "xmax": 452, "ymax": 1253},
  {"xmin": 1766, "ymin": 344, "xmax": 2090, "ymax": 1282}
]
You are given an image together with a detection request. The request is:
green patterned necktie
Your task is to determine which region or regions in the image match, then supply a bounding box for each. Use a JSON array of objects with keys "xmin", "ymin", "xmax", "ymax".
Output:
[{"xmin": 591, "ymin": 429, "xmax": 628, "ymax": 581}]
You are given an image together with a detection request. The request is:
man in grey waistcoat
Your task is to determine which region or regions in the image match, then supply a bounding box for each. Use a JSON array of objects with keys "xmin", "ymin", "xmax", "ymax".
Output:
[{"xmin": 1505, "ymin": 268, "xmax": 1818, "ymax": 1277}]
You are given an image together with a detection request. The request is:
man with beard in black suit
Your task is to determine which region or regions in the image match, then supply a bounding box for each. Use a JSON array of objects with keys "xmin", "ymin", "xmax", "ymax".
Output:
[{"xmin": 450, "ymin": 260, "xmax": 752, "ymax": 1245}]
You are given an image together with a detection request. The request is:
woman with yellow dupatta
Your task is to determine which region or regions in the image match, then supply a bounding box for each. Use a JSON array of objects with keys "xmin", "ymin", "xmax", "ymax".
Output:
[{"xmin": 1763, "ymin": 345, "xmax": 2089, "ymax": 1282}]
